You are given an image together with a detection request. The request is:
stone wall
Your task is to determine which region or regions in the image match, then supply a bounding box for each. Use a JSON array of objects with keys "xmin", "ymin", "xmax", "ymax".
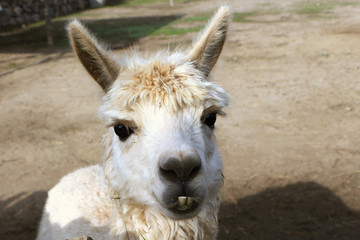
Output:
[{"xmin": 0, "ymin": 0, "xmax": 89, "ymax": 27}]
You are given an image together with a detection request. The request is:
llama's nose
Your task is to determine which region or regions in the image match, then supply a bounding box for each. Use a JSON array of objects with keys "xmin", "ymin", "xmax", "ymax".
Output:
[{"xmin": 159, "ymin": 152, "xmax": 201, "ymax": 182}]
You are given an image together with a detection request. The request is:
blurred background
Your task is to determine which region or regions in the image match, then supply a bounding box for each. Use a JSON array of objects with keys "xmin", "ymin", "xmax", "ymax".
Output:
[{"xmin": 1, "ymin": 0, "xmax": 360, "ymax": 239}]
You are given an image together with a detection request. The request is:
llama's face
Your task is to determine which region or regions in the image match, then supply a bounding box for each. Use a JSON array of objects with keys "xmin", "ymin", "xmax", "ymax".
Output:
[
  {"xmin": 68, "ymin": 5, "xmax": 230, "ymax": 220},
  {"xmin": 103, "ymin": 59, "xmax": 228, "ymax": 219}
]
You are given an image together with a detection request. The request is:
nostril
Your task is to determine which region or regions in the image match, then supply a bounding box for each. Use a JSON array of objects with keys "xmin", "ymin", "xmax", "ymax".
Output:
[
  {"xmin": 182, "ymin": 155, "xmax": 201, "ymax": 181},
  {"xmin": 159, "ymin": 167, "xmax": 179, "ymax": 182},
  {"xmin": 188, "ymin": 165, "xmax": 201, "ymax": 179}
]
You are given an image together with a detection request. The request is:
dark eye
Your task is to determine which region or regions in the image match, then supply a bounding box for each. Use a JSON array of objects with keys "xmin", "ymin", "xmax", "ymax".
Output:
[
  {"xmin": 203, "ymin": 113, "xmax": 217, "ymax": 129},
  {"xmin": 114, "ymin": 124, "xmax": 134, "ymax": 141}
]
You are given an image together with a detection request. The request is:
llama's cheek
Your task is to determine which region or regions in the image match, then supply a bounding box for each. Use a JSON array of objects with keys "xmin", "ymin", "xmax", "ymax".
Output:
[
  {"xmin": 112, "ymin": 132, "xmax": 137, "ymax": 154},
  {"xmin": 151, "ymin": 181, "xmax": 169, "ymax": 207},
  {"xmin": 111, "ymin": 140, "xmax": 154, "ymax": 200},
  {"xmin": 203, "ymin": 154, "xmax": 223, "ymax": 198},
  {"xmin": 200, "ymin": 130, "xmax": 216, "ymax": 162}
]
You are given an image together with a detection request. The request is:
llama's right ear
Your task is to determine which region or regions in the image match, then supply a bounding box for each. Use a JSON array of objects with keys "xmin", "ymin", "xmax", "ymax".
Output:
[{"xmin": 68, "ymin": 19, "xmax": 119, "ymax": 91}]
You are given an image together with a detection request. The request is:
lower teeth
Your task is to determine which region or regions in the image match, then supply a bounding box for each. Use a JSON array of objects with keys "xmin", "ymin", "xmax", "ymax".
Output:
[{"xmin": 177, "ymin": 196, "xmax": 195, "ymax": 211}]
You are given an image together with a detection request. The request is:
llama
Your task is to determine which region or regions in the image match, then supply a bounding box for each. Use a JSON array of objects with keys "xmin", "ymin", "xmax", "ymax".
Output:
[{"xmin": 37, "ymin": 6, "xmax": 230, "ymax": 240}]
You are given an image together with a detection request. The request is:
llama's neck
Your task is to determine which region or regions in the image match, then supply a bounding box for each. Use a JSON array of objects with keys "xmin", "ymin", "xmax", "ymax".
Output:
[{"xmin": 109, "ymin": 196, "xmax": 220, "ymax": 240}]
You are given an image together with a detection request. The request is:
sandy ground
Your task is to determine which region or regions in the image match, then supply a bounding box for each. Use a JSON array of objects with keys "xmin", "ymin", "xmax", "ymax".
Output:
[{"xmin": 1, "ymin": 0, "xmax": 360, "ymax": 239}]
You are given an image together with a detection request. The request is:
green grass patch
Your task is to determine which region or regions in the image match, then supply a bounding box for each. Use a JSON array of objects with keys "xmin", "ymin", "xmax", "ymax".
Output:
[
  {"xmin": 124, "ymin": 0, "xmax": 164, "ymax": 6},
  {"xmin": 153, "ymin": 25, "xmax": 203, "ymax": 36},
  {"xmin": 233, "ymin": 11, "xmax": 259, "ymax": 23},
  {"xmin": 294, "ymin": 1, "xmax": 333, "ymax": 15},
  {"xmin": 233, "ymin": 8, "xmax": 281, "ymax": 23},
  {"xmin": 116, "ymin": 0, "xmax": 195, "ymax": 7},
  {"xmin": 338, "ymin": 2, "xmax": 359, "ymax": 6},
  {"xmin": 259, "ymin": 2, "xmax": 273, "ymax": 7},
  {"xmin": 88, "ymin": 24, "xmax": 157, "ymax": 40},
  {"xmin": 293, "ymin": 0, "xmax": 358, "ymax": 16},
  {"xmin": 88, "ymin": 22, "xmax": 201, "ymax": 40},
  {"xmin": 182, "ymin": 14, "xmax": 211, "ymax": 22},
  {"xmin": 8, "ymin": 62, "xmax": 18, "ymax": 68}
]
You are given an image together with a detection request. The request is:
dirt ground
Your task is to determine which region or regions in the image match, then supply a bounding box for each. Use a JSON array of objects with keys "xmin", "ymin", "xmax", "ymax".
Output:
[{"xmin": 1, "ymin": 0, "xmax": 360, "ymax": 239}]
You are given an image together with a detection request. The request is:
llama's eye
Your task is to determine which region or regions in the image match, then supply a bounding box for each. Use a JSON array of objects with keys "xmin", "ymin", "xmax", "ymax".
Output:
[
  {"xmin": 203, "ymin": 113, "xmax": 217, "ymax": 129},
  {"xmin": 114, "ymin": 124, "xmax": 134, "ymax": 141}
]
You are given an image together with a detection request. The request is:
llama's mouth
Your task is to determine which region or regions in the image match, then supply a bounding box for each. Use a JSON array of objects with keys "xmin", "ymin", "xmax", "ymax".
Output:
[
  {"xmin": 176, "ymin": 196, "xmax": 196, "ymax": 211},
  {"xmin": 165, "ymin": 195, "xmax": 200, "ymax": 219},
  {"xmin": 152, "ymin": 182, "xmax": 204, "ymax": 219},
  {"xmin": 154, "ymin": 191, "xmax": 201, "ymax": 219}
]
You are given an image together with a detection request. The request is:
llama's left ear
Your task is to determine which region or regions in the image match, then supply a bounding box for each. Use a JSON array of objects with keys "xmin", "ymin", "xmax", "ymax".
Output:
[
  {"xmin": 188, "ymin": 5, "xmax": 231, "ymax": 78},
  {"xmin": 68, "ymin": 19, "xmax": 120, "ymax": 92}
]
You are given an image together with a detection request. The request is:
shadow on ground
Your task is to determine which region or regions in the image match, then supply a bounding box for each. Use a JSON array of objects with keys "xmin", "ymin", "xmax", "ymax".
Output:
[
  {"xmin": 0, "ymin": 191, "xmax": 47, "ymax": 240},
  {"xmin": 0, "ymin": 14, "xmax": 183, "ymax": 53},
  {"xmin": 218, "ymin": 182, "xmax": 360, "ymax": 240},
  {"xmin": 1, "ymin": 182, "xmax": 359, "ymax": 240}
]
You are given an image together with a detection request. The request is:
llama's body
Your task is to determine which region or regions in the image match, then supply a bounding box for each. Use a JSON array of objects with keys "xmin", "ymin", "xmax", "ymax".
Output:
[
  {"xmin": 37, "ymin": 6, "xmax": 231, "ymax": 240},
  {"xmin": 37, "ymin": 165, "xmax": 219, "ymax": 240},
  {"xmin": 37, "ymin": 165, "xmax": 112, "ymax": 240}
]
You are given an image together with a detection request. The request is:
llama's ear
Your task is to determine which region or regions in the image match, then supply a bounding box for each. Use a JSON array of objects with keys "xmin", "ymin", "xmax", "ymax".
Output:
[
  {"xmin": 67, "ymin": 19, "xmax": 119, "ymax": 91},
  {"xmin": 188, "ymin": 5, "xmax": 230, "ymax": 78}
]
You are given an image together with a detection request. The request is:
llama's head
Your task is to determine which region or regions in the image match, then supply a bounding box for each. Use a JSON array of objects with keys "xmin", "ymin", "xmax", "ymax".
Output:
[{"xmin": 68, "ymin": 6, "xmax": 230, "ymax": 220}]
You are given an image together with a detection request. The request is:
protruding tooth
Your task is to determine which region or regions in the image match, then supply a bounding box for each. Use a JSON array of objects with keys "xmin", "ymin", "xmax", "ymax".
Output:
[
  {"xmin": 178, "ymin": 196, "xmax": 187, "ymax": 207},
  {"xmin": 186, "ymin": 197, "xmax": 194, "ymax": 206}
]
